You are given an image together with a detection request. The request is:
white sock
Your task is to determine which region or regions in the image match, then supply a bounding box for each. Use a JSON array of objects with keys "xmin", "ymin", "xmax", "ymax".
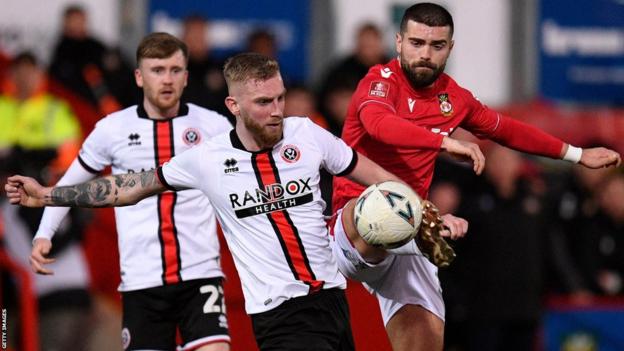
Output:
[{"xmin": 386, "ymin": 240, "xmax": 422, "ymax": 255}]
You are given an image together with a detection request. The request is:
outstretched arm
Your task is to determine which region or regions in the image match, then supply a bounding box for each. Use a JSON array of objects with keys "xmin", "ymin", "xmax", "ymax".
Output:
[
  {"xmin": 5, "ymin": 170, "xmax": 166, "ymax": 208},
  {"xmin": 468, "ymin": 112, "xmax": 621, "ymax": 169}
]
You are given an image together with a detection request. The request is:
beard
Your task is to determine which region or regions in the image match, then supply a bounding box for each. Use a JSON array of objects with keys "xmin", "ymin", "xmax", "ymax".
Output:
[
  {"xmin": 148, "ymin": 89, "xmax": 181, "ymax": 112},
  {"xmin": 242, "ymin": 113, "xmax": 283, "ymax": 148},
  {"xmin": 400, "ymin": 55, "xmax": 446, "ymax": 89}
]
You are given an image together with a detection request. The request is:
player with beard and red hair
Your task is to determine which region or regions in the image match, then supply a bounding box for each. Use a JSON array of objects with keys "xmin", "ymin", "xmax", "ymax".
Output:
[
  {"xmin": 332, "ymin": 3, "xmax": 621, "ymax": 351},
  {"xmin": 6, "ymin": 52, "xmax": 412, "ymax": 351}
]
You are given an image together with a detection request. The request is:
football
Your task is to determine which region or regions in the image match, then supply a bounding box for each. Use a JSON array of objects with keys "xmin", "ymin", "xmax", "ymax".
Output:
[{"xmin": 354, "ymin": 181, "xmax": 423, "ymax": 249}]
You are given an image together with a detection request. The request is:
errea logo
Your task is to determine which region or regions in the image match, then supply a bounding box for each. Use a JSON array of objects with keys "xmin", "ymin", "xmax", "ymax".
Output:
[
  {"xmin": 224, "ymin": 158, "xmax": 239, "ymax": 174},
  {"xmin": 128, "ymin": 133, "xmax": 141, "ymax": 146}
]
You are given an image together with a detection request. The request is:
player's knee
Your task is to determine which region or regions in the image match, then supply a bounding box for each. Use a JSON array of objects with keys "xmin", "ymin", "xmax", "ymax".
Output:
[
  {"xmin": 386, "ymin": 305, "xmax": 444, "ymax": 351},
  {"xmin": 343, "ymin": 200, "xmax": 387, "ymax": 263},
  {"xmin": 390, "ymin": 304, "xmax": 444, "ymax": 336}
]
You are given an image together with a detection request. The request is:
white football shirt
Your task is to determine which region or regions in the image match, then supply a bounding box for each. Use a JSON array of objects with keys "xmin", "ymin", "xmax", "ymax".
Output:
[
  {"xmin": 159, "ymin": 117, "xmax": 356, "ymax": 313},
  {"xmin": 78, "ymin": 103, "xmax": 232, "ymax": 291}
]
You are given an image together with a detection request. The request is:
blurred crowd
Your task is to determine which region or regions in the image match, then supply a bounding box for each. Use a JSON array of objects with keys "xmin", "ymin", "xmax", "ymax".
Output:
[
  {"xmin": 433, "ymin": 144, "xmax": 624, "ymax": 350},
  {"xmin": 1, "ymin": 4, "xmax": 623, "ymax": 351}
]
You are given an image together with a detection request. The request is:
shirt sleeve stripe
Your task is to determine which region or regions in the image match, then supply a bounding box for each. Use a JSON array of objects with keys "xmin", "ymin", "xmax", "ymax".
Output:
[
  {"xmin": 77, "ymin": 155, "xmax": 101, "ymax": 174},
  {"xmin": 335, "ymin": 149, "xmax": 358, "ymax": 177},
  {"xmin": 156, "ymin": 166, "xmax": 176, "ymax": 191}
]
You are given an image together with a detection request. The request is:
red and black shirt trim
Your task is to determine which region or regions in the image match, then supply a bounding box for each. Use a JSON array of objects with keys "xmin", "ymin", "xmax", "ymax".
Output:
[
  {"xmin": 250, "ymin": 149, "xmax": 324, "ymax": 294},
  {"xmin": 153, "ymin": 119, "xmax": 182, "ymax": 285}
]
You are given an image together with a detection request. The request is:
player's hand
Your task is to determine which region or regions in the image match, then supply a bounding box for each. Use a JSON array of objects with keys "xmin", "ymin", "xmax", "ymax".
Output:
[
  {"xmin": 30, "ymin": 238, "xmax": 56, "ymax": 275},
  {"xmin": 440, "ymin": 214, "xmax": 468, "ymax": 240},
  {"xmin": 441, "ymin": 137, "xmax": 485, "ymax": 175},
  {"xmin": 5, "ymin": 175, "xmax": 48, "ymax": 207},
  {"xmin": 579, "ymin": 147, "xmax": 621, "ymax": 169}
]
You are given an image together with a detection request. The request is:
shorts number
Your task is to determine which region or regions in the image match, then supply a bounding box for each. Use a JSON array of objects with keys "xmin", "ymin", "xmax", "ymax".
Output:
[{"xmin": 200, "ymin": 284, "xmax": 226, "ymax": 314}]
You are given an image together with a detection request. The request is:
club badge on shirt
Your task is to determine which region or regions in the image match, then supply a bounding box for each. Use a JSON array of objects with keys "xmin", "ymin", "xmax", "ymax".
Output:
[
  {"xmin": 438, "ymin": 93, "xmax": 453, "ymax": 116},
  {"xmin": 369, "ymin": 81, "xmax": 389, "ymax": 98},
  {"xmin": 281, "ymin": 144, "xmax": 301, "ymax": 163},
  {"xmin": 182, "ymin": 127, "xmax": 202, "ymax": 146}
]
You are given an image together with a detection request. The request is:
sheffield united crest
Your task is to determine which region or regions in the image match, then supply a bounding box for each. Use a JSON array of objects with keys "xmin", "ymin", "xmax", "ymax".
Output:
[
  {"xmin": 182, "ymin": 127, "xmax": 202, "ymax": 145},
  {"xmin": 281, "ymin": 144, "xmax": 301, "ymax": 163}
]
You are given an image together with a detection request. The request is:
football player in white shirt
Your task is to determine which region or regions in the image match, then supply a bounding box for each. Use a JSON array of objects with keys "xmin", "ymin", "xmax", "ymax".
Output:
[
  {"xmin": 5, "ymin": 52, "xmax": 419, "ymax": 350},
  {"xmin": 26, "ymin": 33, "xmax": 232, "ymax": 351}
]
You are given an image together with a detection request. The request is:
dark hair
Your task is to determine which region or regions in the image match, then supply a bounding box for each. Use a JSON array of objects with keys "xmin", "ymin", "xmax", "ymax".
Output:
[
  {"xmin": 136, "ymin": 32, "xmax": 188, "ymax": 65},
  {"xmin": 400, "ymin": 3, "xmax": 454, "ymax": 36},
  {"xmin": 11, "ymin": 51, "xmax": 38, "ymax": 67},
  {"xmin": 63, "ymin": 4, "xmax": 85, "ymax": 18},
  {"xmin": 223, "ymin": 52, "xmax": 280, "ymax": 88},
  {"xmin": 183, "ymin": 14, "xmax": 208, "ymax": 26},
  {"xmin": 247, "ymin": 29, "xmax": 275, "ymax": 47},
  {"xmin": 357, "ymin": 22, "xmax": 382, "ymax": 37}
]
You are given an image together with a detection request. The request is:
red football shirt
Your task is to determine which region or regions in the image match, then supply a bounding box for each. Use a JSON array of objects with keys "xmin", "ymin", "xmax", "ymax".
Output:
[{"xmin": 333, "ymin": 58, "xmax": 563, "ymax": 209}]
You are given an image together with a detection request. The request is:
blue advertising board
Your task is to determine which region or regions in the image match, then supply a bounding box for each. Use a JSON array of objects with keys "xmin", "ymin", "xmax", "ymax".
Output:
[
  {"xmin": 539, "ymin": 0, "xmax": 624, "ymax": 104},
  {"xmin": 148, "ymin": 0, "xmax": 309, "ymax": 83},
  {"xmin": 544, "ymin": 309, "xmax": 624, "ymax": 351}
]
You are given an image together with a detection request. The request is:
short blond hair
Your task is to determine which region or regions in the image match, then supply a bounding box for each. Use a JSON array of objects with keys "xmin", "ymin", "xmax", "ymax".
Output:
[{"xmin": 223, "ymin": 52, "xmax": 280, "ymax": 91}]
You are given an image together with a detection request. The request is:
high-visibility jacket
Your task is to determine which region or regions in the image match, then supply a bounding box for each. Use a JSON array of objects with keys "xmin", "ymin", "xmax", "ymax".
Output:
[{"xmin": 0, "ymin": 94, "xmax": 81, "ymax": 150}]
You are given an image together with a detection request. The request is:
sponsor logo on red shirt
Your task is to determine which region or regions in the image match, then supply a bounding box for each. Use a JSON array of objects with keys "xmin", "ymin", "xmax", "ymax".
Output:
[{"xmin": 369, "ymin": 81, "xmax": 389, "ymax": 98}]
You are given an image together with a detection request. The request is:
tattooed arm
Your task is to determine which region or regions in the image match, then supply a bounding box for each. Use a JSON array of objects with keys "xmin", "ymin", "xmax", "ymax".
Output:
[{"xmin": 5, "ymin": 170, "xmax": 167, "ymax": 208}]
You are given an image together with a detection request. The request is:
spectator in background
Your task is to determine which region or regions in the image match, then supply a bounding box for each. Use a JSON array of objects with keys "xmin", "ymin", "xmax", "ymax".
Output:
[
  {"xmin": 181, "ymin": 15, "xmax": 232, "ymax": 122},
  {"xmin": 318, "ymin": 23, "xmax": 388, "ymax": 134},
  {"xmin": 245, "ymin": 28, "xmax": 293, "ymax": 86},
  {"xmin": 544, "ymin": 154, "xmax": 614, "ymax": 300},
  {"xmin": 0, "ymin": 49, "xmax": 9, "ymax": 84},
  {"xmin": 317, "ymin": 78, "xmax": 361, "ymax": 210},
  {"xmin": 284, "ymin": 85, "xmax": 334, "ymax": 214},
  {"xmin": 0, "ymin": 51, "xmax": 92, "ymax": 351},
  {"xmin": 429, "ymin": 156, "xmax": 474, "ymax": 350},
  {"xmin": 49, "ymin": 5, "xmax": 135, "ymax": 114},
  {"xmin": 284, "ymin": 84, "xmax": 328, "ymax": 129},
  {"xmin": 445, "ymin": 145, "xmax": 547, "ymax": 351},
  {"xmin": 100, "ymin": 47, "xmax": 140, "ymax": 108},
  {"xmin": 0, "ymin": 52, "xmax": 81, "ymax": 171},
  {"xmin": 468, "ymin": 145, "xmax": 545, "ymax": 351},
  {"xmin": 576, "ymin": 171, "xmax": 624, "ymax": 296},
  {"xmin": 246, "ymin": 28, "xmax": 278, "ymax": 59},
  {"xmin": 321, "ymin": 80, "xmax": 359, "ymax": 136}
]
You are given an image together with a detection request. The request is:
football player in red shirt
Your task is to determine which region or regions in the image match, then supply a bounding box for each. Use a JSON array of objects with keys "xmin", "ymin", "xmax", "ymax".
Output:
[{"xmin": 333, "ymin": 3, "xmax": 621, "ymax": 351}]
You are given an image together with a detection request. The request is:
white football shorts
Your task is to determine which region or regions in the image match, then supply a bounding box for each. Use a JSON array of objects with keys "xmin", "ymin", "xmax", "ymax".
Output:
[{"xmin": 329, "ymin": 207, "xmax": 445, "ymax": 325}]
